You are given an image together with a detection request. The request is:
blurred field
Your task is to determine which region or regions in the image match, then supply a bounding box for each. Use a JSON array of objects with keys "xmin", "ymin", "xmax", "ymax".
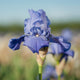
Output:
[
  {"xmin": 0, "ymin": 35, "xmax": 38, "ymax": 80},
  {"xmin": 0, "ymin": 21, "xmax": 80, "ymax": 33},
  {"xmin": 0, "ymin": 22, "xmax": 80, "ymax": 80}
]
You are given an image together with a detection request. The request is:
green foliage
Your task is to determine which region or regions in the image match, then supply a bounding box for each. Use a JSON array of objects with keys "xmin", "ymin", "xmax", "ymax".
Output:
[
  {"xmin": 0, "ymin": 24, "xmax": 23, "ymax": 33},
  {"xmin": 64, "ymin": 73, "xmax": 79, "ymax": 80},
  {"xmin": 0, "ymin": 53, "xmax": 38, "ymax": 80},
  {"xmin": 50, "ymin": 22, "xmax": 80, "ymax": 33}
]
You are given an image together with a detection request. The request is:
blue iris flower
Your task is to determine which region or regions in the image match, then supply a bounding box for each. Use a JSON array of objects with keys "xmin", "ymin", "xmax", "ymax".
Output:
[
  {"xmin": 8, "ymin": 9, "xmax": 51, "ymax": 53},
  {"xmin": 8, "ymin": 9, "xmax": 74, "ymax": 57},
  {"xmin": 48, "ymin": 31, "xmax": 74, "ymax": 62}
]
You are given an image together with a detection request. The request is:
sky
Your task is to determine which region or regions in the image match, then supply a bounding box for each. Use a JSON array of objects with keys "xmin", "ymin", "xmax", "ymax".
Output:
[{"xmin": 0, "ymin": 0, "xmax": 80, "ymax": 24}]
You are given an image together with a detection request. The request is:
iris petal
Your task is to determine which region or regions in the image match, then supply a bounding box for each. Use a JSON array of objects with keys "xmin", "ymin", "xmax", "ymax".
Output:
[
  {"xmin": 23, "ymin": 36, "xmax": 49, "ymax": 53},
  {"xmin": 24, "ymin": 9, "xmax": 51, "ymax": 37},
  {"xmin": 8, "ymin": 35, "xmax": 24, "ymax": 50},
  {"xmin": 65, "ymin": 50, "xmax": 74, "ymax": 57}
]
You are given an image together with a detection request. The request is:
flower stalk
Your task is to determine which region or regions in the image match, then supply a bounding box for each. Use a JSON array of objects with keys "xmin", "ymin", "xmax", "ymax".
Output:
[
  {"xmin": 38, "ymin": 65, "xmax": 42, "ymax": 80},
  {"xmin": 36, "ymin": 47, "xmax": 48, "ymax": 80},
  {"xmin": 58, "ymin": 75, "xmax": 60, "ymax": 80},
  {"xmin": 36, "ymin": 54, "xmax": 45, "ymax": 80},
  {"xmin": 56, "ymin": 60, "xmax": 61, "ymax": 80}
]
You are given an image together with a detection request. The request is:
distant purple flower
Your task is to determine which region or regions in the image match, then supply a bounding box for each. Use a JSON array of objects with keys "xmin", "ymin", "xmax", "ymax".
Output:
[
  {"xmin": 61, "ymin": 29, "xmax": 72, "ymax": 41},
  {"xmin": 42, "ymin": 65, "xmax": 63, "ymax": 80}
]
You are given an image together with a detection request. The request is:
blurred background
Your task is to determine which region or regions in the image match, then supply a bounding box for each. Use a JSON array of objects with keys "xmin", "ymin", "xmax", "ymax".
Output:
[{"xmin": 0, "ymin": 0, "xmax": 80, "ymax": 80}]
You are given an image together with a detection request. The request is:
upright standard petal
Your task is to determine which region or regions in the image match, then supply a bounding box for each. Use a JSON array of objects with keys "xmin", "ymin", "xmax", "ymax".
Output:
[{"xmin": 24, "ymin": 9, "xmax": 51, "ymax": 38}]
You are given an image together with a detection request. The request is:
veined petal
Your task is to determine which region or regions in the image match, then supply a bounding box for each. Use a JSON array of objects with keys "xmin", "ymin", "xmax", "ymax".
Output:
[{"xmin": 24, "ymin": 9, "xmax": 51, "ymax": 36}]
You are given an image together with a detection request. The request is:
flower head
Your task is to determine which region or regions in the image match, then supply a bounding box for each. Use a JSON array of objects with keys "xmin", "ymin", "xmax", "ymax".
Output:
[
  {"xmin": 48, "ymin": 35, "xmax": 74, "ymax": 62},
  {"xmin": 8, "ymin": 9, "xmax": 51, "ymax": 53}
]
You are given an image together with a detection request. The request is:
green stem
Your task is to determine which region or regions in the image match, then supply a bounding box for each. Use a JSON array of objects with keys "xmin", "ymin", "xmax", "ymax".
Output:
[
  {"xmin": 58, "ymin": 75, "xmax": 60, "ymax": 80},
  {"xmin": 38, "ymin": 65, "xmax": 42, "ymax": 80},
  {"xmin": 56, "ymin": 60, "xmax": 61, "ymax": 80}
]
